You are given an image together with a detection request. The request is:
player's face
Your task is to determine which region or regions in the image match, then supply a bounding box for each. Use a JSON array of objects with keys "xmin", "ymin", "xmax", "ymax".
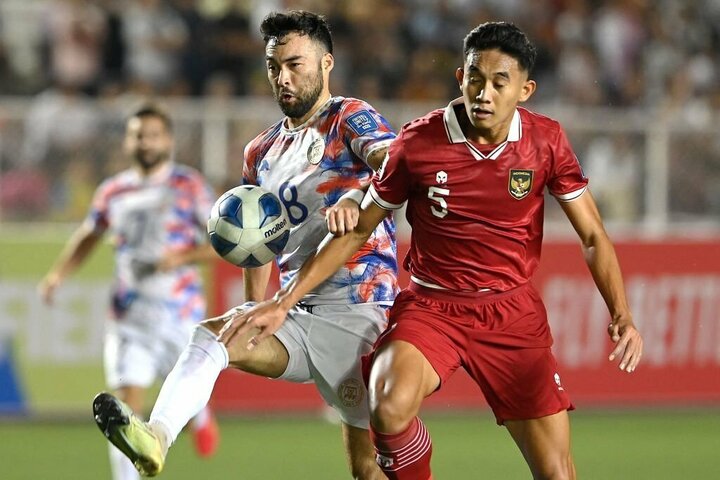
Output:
[
  {"xmin": 455, "ymin": 48, "xmax": 536, "ymax": 143},
  {"xmin": 124, "ymin": 116, "xmax": 173, "ymax": 172},
  {"xmin": 265, "ymin": 32, "xmax": 333, "ymax": 122}
]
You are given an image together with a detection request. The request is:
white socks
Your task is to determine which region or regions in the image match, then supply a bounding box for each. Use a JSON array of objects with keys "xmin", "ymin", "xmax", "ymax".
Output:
[
  {"xmin": 148, "ymin": 326, "xmax": 229, "ymax": 447},
  {"xmin": 109, "ymin": 444, "xmax": 140, "ymax": 480}
]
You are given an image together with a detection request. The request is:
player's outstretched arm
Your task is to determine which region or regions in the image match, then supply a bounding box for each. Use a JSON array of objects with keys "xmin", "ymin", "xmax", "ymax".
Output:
[
  {"xmin": 219, "ymin": 201, "xmax": 390, "ymax": 349},
  {"xmin": 38, "ymin": 223, "xmax": 102, "ymax": 305},
  {"xmin": 243, "ymin": 262, "xmax": 273, "ymax": 302},
  {"xmin": 156, "ymin": 243, "xmax": 218, "ymax": 272},
  {"xmin": 559, "ymin": 189, "xmax": 643, "ymax": 373}
]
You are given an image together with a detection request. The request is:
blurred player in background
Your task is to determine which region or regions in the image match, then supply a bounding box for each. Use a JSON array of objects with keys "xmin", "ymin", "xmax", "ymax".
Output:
[
  {"xmin": 222, "ymin": 21, "xmax": 644, "ymax": 480},
  {"xmin": 93, "ymin": 10, "xmax": 397, "ymax": 479},
  {"xmin": 38, "ymin": 104, "xmax": 220, "ymax": 480}
]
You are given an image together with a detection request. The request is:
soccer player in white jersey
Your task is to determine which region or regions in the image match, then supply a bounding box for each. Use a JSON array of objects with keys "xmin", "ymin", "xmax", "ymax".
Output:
[
  {"xmin": 92, "ymin": 11, "xmax": 397, "ymax": 479},
  {"xmin": 39, "ymin": 104, "xmax": 220, "ymax": 480}
]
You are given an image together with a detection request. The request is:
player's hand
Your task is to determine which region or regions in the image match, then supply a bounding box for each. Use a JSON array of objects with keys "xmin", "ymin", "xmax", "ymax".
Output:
[
  {"xmin": 326, "ymin": 198, "xmax": 360, "ymax": 237},
  {"xmin": 38, "ymin": 274, "xmax": 60, "ymax": 305},
  {"xmin": 218, "ymin": 299, "xmax": 290, "ymax": 350},
  {"xmin": 607, "ymin": 314, "xmax": 643, "ymax": 373},
  {"xmin": 156, "ymin": 252, "xmax": 184, "ymax": 272}
]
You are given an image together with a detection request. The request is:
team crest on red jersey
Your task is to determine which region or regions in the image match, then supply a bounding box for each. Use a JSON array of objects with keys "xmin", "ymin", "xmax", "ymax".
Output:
[{"xmin": 508, "ymin": 169, "xmax": 533, "ymax": 200}]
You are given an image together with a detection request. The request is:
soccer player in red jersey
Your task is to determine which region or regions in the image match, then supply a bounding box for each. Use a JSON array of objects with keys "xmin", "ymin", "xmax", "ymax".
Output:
[{"xmin": 223, "ymin": 22, "xmax": 644, "ymax": 479}]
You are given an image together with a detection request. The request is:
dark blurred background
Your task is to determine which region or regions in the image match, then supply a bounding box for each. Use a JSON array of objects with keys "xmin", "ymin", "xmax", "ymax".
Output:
[{"xmin": 0, "ymin": 0, "xmax": 719, "ymax": 228}]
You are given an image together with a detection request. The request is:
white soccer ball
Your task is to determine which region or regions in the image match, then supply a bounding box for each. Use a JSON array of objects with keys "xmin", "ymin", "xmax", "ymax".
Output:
[{"xmin": 207, "ymin": 185, "xmax": 290, "ymax": 268}]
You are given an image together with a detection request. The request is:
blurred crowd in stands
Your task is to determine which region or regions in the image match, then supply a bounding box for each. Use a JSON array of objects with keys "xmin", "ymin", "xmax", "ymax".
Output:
[
  {"xmin": 1, "ymin": 0, "xmax": 719, "ymax": 105},
  {"xmin": 1, "ymin": 0, "xmax": 719, "ymax": 224}
]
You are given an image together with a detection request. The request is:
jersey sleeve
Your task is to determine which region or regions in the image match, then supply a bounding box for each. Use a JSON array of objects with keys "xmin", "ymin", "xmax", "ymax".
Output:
[
  {"xmin": 547, "ymin": 125, "xmax": 588, "ymax": 201},
  {"xmin": 192, "ymin": 173, "xmax": 216, "ymax": 229},
  {"xmin": 83, "ymin": 180, "xmax": 111, "ymax": 234},
  {"xmin": 242, "ymin": 140, "xmax": 259, "ymax": 185},
  {"xmin": 369, "ymin": 129, "xmax": 409, "ymax": 210},
  {"xmin": 340, "ymin": 99, "xmax": 396, "ymax": 165}
]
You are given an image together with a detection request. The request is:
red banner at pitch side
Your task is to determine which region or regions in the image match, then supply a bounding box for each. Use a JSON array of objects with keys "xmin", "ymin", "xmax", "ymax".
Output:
[{"xmin": 210, "ymin": 239, "xmax": 720, "ymax": 413}]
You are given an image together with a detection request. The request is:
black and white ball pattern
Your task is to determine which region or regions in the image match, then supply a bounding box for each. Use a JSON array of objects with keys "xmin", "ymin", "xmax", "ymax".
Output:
[{"xmin": 207, "ymin": 185, "xmax": 290, "ymax": 268}]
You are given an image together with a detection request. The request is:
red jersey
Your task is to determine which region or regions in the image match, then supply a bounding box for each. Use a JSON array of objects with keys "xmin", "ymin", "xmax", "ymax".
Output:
[{"xmin": 370, "ymin": 98, "xmax": 588, "ymax": 292}]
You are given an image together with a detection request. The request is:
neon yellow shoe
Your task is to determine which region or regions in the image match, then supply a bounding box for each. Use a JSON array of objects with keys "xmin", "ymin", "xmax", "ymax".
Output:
[{"xmin": 93, "ymin": 392, "xmax": 166, "ymax": 477}]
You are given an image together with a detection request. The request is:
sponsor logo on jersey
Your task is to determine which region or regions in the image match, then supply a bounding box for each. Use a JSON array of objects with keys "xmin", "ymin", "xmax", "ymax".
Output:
[
  {"xmin": 508, "ymin": 169, "xmax": 533, "ymax": 200},
  {"xmin": 337, "ymin": 377, "xmax": 364, "ymax": 408},
  {"xmin": 346, "ymin": 110, "xmax": 379, "ymax": 136},
  {"xmin": 307, "ymin": 137, "xmax": 325, "ymax": 165},
  {"xmin": 554, "ymin": 372, "xmax": 564, "ymax": 391}
]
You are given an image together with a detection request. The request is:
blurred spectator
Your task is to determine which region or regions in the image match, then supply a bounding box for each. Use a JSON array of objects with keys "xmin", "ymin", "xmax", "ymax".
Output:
[
  {"xmin": 172, "ymin": 0, "xmax": 211, "ymax": 96},
  {"xmin": 592, "ymin": 0, "xmax": 646, "ymax": 105},
  {"xmin": 0, "ymin": 19, "xmax": 25, "ymax": 94},
  {"xmin": 583, "ymin": 134, "xmax": 641, "ymax": 221},
  {"xmin": 100, "ymin": 0, "xmax": 126, "ymax": 85},
  {"xmin": 20, "ymin": 84, "xmax": 100, "ymax": 167},
  {"xmin": 40, "ymin": 0, "xmax": 107, "ymax": 94},
  {"xmin": 120, "ymin": 0, "xmax": 188, "ymax": 94},
  {"xmin": 204, "ymin": 0, "xmax": 260, "ymax": 96}
]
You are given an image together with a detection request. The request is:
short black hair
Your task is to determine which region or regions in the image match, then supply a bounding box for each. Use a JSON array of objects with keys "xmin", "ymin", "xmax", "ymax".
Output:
[
  {"xmin": 129, "ymin": 103, "xmax": 173, "ymax": 132},
  {"xmin": 463, "ymin": 22, "xmax": 536, "ymax": 74},
  {"xmin": 260, "ymin": 10, "xmax": 333, "ymax": 54}
]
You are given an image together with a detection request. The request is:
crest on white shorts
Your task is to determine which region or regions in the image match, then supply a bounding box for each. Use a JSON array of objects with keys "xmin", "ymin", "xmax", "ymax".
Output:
[{"xmin": 337, "ymin": 378, "xmax": 364, "ymax": 408}]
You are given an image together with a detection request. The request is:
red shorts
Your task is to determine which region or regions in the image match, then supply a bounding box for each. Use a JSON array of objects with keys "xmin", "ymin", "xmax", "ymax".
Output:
[{"xmin": 364, "ymin": 282, "xmax": 574, "ymax": 425}]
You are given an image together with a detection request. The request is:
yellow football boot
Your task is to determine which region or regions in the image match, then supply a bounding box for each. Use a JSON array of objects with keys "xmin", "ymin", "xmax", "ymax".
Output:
[{"xmin": 93, "ymin": 392, "xmax": 166, "ymax": 477}]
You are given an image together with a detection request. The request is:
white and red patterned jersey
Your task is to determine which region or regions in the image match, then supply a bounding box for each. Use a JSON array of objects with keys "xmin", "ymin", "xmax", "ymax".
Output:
[
  {"xmin": 369, "ymin": 98, "xmax": 588, "ymax": 292},
  {"xmin": 243, "ymin": 96, "xmax": 398, "ymax": 305},
  {"xmin": 86, "ymin": 161, "xmax": 214, "ymax": 323}
]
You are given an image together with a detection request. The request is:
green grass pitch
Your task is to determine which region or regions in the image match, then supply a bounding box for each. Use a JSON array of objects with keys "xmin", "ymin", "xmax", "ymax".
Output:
[
  {"xmin": 1, "ymin": 410, "xmax": 719, "ymax": 479},
  {"xmin": 2, "ymin": 228, "xmax": 719, "ymax": 479}
]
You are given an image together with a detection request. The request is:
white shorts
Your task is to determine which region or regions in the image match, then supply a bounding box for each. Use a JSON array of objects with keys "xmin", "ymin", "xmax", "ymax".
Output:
[
  {"xmin": 274, "ymin": 303, "xmax": 389, "ymax": 429},
  {"xmin": 103, "ymin": 303, "xmax": 196, "ymax": 389}
]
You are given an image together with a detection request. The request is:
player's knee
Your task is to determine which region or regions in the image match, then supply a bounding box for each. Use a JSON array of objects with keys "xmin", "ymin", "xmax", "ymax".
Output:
[
  {"xmin": 532, "ymin": 453, "xmax": 575, "ymax": 480},
  {"xmin": 197, "ymin": 319, "xmax": 252, "ymax": 367},
  {"xmin": 199, "ymin": 318, "xmax": 225, "ymax": 336},
  {"xmin": 368, "ymin": 384, "xmax": 418, "ymax": 433}
]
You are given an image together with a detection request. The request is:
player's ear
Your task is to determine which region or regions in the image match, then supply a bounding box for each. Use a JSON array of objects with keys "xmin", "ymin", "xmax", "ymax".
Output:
[
  {"xmin": 455, "ymin": 67, "xmax": 464, "ymax": 90},
  {"xmin": 322, "ymin": 52, "xmax": 334, "ymax": 73},
  {"xmin": 518, "ymin": 78, "xmax": 536, "ymax": 103}
]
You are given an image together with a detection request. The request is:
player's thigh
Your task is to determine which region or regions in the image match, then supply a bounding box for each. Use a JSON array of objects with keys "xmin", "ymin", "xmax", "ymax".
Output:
[
  {"xmin": 505, "ymin": 410, "xmax": 575, "ymax": 479},
  {"xmin": 104, "ymin": 325, "xmax": 158, "ymax": 390},
  {"xmin": 201, "ymin": 317, "xmax": 290, "ymax": 379},
  {"xmin": 301, "ymin": 304, "xmax": 388, "ymax": 428},
  {"xmin": 369, "ymin": 340, "xmax": 440, "ymax": 419}
]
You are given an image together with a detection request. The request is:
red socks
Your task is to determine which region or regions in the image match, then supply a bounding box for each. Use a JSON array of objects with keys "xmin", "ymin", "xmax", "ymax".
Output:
[{"xmin": 370, "ymin": 417, "xmax": 433, "ymax": 480}]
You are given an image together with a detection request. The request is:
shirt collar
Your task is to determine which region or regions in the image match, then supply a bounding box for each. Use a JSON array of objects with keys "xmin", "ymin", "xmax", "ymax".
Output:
[
  {"xmin": 443, "ymin": 97, "xmax": 522, "ymax": 145},
  {"xmin": 133, "ymin": 160, "xmax": 174, "ymax": 183}
]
